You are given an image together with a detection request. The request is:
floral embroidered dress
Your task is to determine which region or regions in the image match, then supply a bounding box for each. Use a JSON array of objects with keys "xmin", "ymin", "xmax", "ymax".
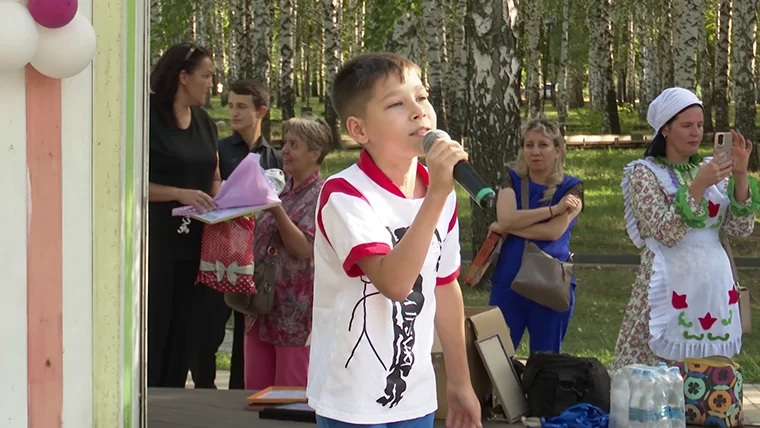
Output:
[
  {"xmin": 247, "ymin": 170, "xmax": 325, "ymax": 347},
  {"xmin": 612, "ymin": 156, "xmax": 758, "ymax": 370}
]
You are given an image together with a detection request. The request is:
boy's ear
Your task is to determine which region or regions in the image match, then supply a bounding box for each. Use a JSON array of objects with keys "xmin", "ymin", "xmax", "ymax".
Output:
[{"xmin": 345, "ymin": 116, "xmax": 369, "ymax": 145}]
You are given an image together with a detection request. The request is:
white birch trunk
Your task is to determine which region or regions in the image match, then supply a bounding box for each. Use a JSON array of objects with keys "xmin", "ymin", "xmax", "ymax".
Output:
[
  {"xmin": 423, "ymin": 0, "xmax": 448, "ymax": 130},
  {"xmin": 673, "ymin": 0, "xmax": 701, "ymax": 91},
  {"xmin": 732, "ymin": 0, "xmax": 758, "ymax": 169},
  {"xmin": 252, "ymin": 0, "xmax": 272, "ymax": 84},
  {"xmin": 467, "ymin": 0, "xmax": 522, "ymax": 263},
  {"xmin": 323, "ymin": 0, "xmax": 342, "ymax": 146},
  {"xmin": 625, "ymin": 15, "xmax": 636, "ymax": 104},
  {"xmin": 150, "ymin": 0, "xmax": 162, "ymax": 67},
  {"xmin": 523, "ymin": 0, "xmax": 542, "ymax": 117},
  {"xmin": 280, "ymin": 0, "xmax": 296, "ymax": 120},
  {"xmin": 557, "ymin": 0, "xmax": 570, "ymax": 132},
  {"xmin": 714, "ymin": 0, "xmax": 732, "ymax": 129},
  {"xmin": 450, "ymin": 0, "xmax": 468, "ymax": 140}
]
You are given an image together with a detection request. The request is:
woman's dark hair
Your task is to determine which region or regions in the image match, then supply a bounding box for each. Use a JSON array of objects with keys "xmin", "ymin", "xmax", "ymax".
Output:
[
  {"xmin": 150, "ymin": 43, "xmax": 211, "ymax": 127},
  {"xmin": 644, "ymin": 103, "xmax": 703, "ymax": 158}
]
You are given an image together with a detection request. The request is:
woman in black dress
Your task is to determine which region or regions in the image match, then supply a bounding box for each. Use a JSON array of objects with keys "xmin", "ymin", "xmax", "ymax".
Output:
[{"xmin": 148, "ymin": 43, "xmax": 222, "ymax": 387}]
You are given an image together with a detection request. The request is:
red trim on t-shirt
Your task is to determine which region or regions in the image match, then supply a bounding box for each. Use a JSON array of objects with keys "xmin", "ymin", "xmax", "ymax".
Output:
[
  {"xmin": 343, "ymin": 242, "xmax": 392, "ymax": 277},
  {"xmin": 317, "ymin": 177, "xmax": 371, "ymax": 247},
  {"xmin": 447, "ymin": 202, "xmax": 458, "ymax": 233},
  {"xmin": 357, "ymin": 150, "xmax": 430, "ymax": 198},
  {"xmin": 436, "ymin": 267, "xmax": 461, "ymax": 286}
]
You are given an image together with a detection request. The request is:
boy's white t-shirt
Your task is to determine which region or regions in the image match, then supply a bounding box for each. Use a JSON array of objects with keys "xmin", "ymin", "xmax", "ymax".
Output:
[{"xmin": 306, "ymin": 150, "xmax": 461, "ymax": 424}]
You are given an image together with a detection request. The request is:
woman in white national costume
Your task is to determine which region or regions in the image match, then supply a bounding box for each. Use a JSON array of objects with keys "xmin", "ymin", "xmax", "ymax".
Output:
[{"xmin": 612, "ymin": 87, "xmax": 759, "ymax": 369}]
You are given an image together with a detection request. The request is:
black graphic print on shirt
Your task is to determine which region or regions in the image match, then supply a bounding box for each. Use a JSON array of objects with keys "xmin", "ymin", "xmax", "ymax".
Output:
[{"xmin": 343, "ymin": 226, "xmax": 443, "ymax": 409}]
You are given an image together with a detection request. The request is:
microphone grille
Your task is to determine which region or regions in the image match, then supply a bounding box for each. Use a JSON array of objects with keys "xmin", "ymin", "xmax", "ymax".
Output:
[{"xmin": 422, "ymin": 129, "xmax": 451, "ymax": 154}]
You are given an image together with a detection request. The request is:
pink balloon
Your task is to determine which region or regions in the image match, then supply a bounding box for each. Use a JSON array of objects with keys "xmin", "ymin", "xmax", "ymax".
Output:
[{"xmin": 27, "ymin": 0, "xmax": 77, "ymax": 29}]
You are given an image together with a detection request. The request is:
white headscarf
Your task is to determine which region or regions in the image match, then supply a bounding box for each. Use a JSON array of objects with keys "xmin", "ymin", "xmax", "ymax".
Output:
[{"xmin": 647, "ymin": 87, "xmax": 703, "ymax": 136}]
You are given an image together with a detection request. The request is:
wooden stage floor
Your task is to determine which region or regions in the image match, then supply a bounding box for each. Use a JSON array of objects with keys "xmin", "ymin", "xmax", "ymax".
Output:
[{"xmin": 147, "ymin": 388, "xmax": 519, "ymax": 427}]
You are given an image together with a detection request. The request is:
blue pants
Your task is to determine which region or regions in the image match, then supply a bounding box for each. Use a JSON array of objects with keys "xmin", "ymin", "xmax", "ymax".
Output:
[
  {"xmin": 316, "ymin": 412, "xmax": 434, "ymax": 428},
  {"xmin": 495, "ymin": 287, "xmax": 575, "ymax": 354}
]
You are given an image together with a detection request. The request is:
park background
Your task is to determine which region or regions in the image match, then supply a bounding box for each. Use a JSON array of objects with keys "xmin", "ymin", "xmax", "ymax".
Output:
[{"xmin": 149, "ymin": 0, "xmax": 760, "ymax": 381}]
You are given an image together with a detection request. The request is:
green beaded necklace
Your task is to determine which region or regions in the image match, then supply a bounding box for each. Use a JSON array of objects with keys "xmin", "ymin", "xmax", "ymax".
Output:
[{"xmin": 656, "ymin": 155, "xmax": 700, "ymax": 185}]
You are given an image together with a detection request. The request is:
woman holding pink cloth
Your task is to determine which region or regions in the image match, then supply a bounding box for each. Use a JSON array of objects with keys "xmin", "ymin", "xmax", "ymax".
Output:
[{"xmin": 244, "ymin": 117, "xmax": 332, "ymax": 389}]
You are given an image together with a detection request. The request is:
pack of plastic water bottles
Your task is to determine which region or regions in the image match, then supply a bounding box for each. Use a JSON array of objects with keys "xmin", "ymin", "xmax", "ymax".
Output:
[{"xmin": 610, "ymin": 363, "xmax": 686, "ymax": 428}]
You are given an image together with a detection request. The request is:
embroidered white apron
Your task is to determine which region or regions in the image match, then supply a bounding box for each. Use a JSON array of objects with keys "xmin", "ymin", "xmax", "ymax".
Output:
[{"xmin": 622, "ymin": 158, "xmax": 742, "ymax": 361}]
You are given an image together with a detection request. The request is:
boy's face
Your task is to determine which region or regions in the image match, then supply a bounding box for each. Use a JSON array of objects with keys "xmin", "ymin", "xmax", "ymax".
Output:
[
  {"xmin": 350, "ymin": 70, "xmax": 436, "ymax": 158},
  {"xmin": 228, "ymin": 91, "xmax": 266, "ymax": 133}
]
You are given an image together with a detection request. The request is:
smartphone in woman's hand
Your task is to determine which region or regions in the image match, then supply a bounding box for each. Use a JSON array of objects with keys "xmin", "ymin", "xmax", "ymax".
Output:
[{"xmin": 714, "ymin": 132, "xmax": 734, "ymax": 162}]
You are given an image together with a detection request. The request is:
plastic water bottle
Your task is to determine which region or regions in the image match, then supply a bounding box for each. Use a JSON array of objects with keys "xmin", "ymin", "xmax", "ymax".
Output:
[
  {"xmin": 610, "ymin": 367, "xmax": 632, "ymax": 428},
  {"xmin": 668, "ymin": 367, "xmax": 686, "ymax": 428},
  {"xmin": 653, "ymin": 368, "xmax": 672, "ymax": 428},
  {"xmin": 629, "ymin": 368, "xmax": 648, "ymax": 427}
]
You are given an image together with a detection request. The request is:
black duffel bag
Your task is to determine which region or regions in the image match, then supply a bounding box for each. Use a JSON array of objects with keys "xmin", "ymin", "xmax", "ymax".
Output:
[{"xmin": 521, "ymin": 352, "xmax": 610, "ymax": 418}]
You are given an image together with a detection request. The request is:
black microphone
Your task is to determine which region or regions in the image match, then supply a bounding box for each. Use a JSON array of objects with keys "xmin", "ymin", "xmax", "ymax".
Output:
[{"xmin": 422, "ymin": 130, "xmax": 496, "ymax": 209}]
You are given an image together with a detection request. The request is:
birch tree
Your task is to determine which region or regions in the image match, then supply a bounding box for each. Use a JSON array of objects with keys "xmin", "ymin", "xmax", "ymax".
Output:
[
  {"xmin": 524, "ymin": 0, "xmax": 543, "ymax": 117},
  {"xmin": 385, "ymin": 10, "xmax": 422, "ymax": 65},
  {"xmin": 673, "ymin": 0, "xmax": 701, "ymax": 90},
  {"xmin": 450, "ymin": 0, "xmax": 468, "ymax": 141},
  {"xmin": 698, "ymin": 4, "xmax": 714, "ymax": 132},
  {"xmin": 280, "ymin": 0, "xmax": 296, "ymax": 120},
  {"xmin": 714, "ymin": 0, "xmax": 731, "ymax": 129},
  {"xmin": 236, "ymin": 0, "xmax": 252, "ymax": 79},
  {"xmin": 150, "ymin": 0, "xmax": 162, "ymax": 67},
  {"xmin": 732, "ymin": 0, "xmax": 758, "ymax": 170},
  {"xmin": 467, "ymin": 0, "xmax": 522, "ymax": 251},
  {"xmin": 324, "ymin": 0, "xmax": 342, "ymax": 147},
  {"xmin": 557, "ymin": 0, "xmax": 570, "ymax": 133},
  {"xmin": 587, "ymin": 0, "xmax": 620, "ymax": 132},
  {"xmin": 252, "ymin": 0, "xmax": 272, "ymax": 139},
  {"xmin": 423, "ymin": 0, "xmax": 449, "ymax": 130},
  {"xmin": 625, "ymin": 16, "xmax": 636, "ymax": 105}
]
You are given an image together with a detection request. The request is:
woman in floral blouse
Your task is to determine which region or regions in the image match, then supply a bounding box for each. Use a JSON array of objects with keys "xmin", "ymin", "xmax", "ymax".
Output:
[
  {"xmin": 612, "ymin": 87, "xmax": 759, "ymax": 369},
  {"xmin": 244, "ymin": 118, "xmax": 332, "ymax": 389}
]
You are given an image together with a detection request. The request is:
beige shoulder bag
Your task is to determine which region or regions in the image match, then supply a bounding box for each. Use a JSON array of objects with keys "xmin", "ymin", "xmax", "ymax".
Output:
[
  {"xmin": 721, "ymin": 234, "xmax": 757, "ymax": 335},
  {"xmin": 510, "ymin": 175, "xmax": 573, "ymax": 312}
]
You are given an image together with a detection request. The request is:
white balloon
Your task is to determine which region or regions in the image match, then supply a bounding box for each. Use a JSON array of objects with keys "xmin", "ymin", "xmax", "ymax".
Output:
[
  {"xmin": 30, "ymin": 12, "xmax": 96, "ymax": 79},
  {"xmin": 0, "ymin": 2, "xmax": 38, "ymax": 72}
]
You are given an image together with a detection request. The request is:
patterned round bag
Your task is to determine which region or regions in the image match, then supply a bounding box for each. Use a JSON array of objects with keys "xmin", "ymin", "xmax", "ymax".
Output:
[{"xmin": 675, "ymin": 356, "xmax": 743, "ymax": 427}]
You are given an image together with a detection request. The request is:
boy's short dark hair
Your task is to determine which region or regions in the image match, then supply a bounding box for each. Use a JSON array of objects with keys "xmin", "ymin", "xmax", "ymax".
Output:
[
  {"xmin": 229, "ymin": 79, "xmax": 270, "ymax": 110},
  {"xmin": 331, "ymin": 52, "xmax": 421, "ymax": 122}
]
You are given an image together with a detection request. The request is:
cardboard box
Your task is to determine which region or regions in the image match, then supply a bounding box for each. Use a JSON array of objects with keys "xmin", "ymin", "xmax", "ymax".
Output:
[{"xmin": 431, "ymin": 306, "xmax": 515, "ymax": 420}]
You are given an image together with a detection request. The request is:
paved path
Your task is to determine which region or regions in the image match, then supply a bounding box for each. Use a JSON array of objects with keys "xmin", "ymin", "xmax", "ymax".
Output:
[
  {"xmin": 746, "ymin": 384, "xmax": 760, "ymax": 426},
  {"xmin": 459, "ymin": 251, "xmax": 760, "ymax": 268}
]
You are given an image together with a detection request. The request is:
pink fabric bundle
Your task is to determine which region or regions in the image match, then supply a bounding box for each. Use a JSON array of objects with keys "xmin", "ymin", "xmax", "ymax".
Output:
[{"xmin": 173, "ymin": 153, "xmax": 281, "ymax": 217}]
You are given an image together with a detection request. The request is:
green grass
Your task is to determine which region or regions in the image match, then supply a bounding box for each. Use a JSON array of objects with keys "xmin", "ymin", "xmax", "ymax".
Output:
[
  {"xmin": 210, "ymin": 96, "xmax": 760, "ymax": 379},
  {"xmin": 215, "ymin": 267, "xmax": 760, "ymax": 381},
  {"xmin": 207, "ymin": 96, "xmax": 760, "ymax": 257},
  {"xmin": 216, "ymin": 350, "xmax": 231, "ymax": 371},
  {"xmin": 459, "ymin": 265, "xmax": 760, "ymax": 382},
  {"xmin": 313, "ymin": 148, "xmax": 760, "ymax": 258}
]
